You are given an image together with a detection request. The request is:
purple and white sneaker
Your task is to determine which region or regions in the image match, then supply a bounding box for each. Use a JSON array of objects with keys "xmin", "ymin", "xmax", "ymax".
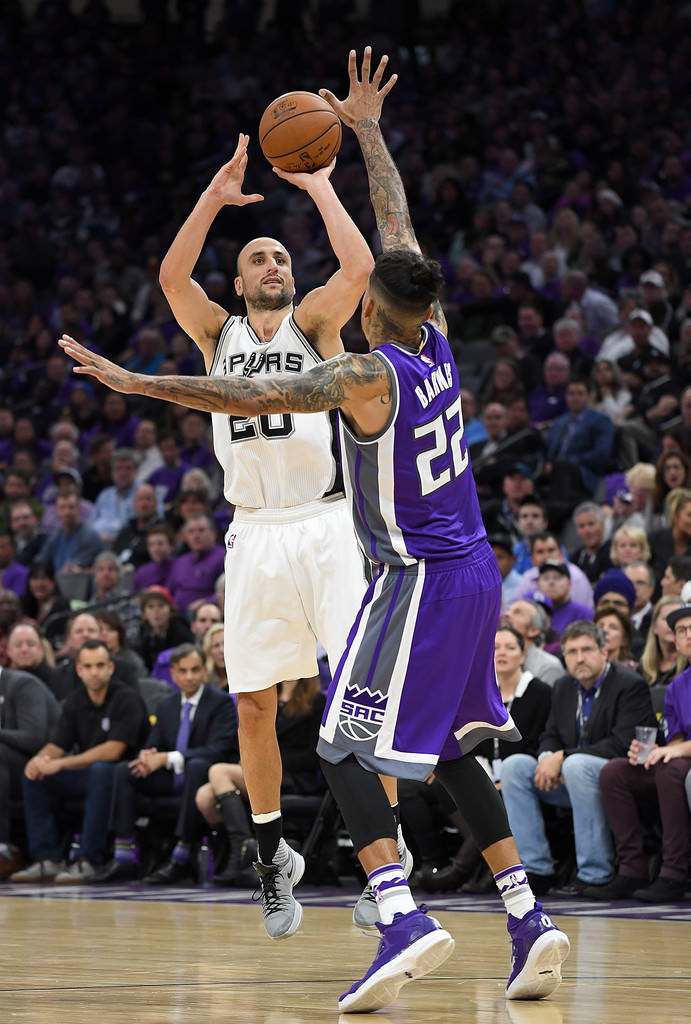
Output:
[
  {"xmin": 339, "ymin": 906, "xmax": 455, "ymax": 1013},
  {"xmin": 506, "ymin": 901, "xmax": 570, "ymax": 1000}
]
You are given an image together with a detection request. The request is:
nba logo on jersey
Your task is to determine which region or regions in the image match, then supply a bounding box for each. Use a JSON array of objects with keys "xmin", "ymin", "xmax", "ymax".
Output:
[
  {"xmin": 227, "ymin": 533, "xmax": 237, "ymax": 549},
  {"xmin": 338, "ymin": 683, "xmax": 387, "ymax": 741}
]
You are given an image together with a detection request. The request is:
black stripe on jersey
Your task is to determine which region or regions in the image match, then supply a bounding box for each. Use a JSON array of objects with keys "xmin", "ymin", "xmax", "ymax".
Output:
[
  {"xmin": 287, "ymin": 314, "xmax": 322, "ymax": 363},
  {"xmin": 242, "ymin": 316, "xmax": 274, "ymax": 349},
  {"xmin": 210, "ymin": 314, "xmax": 237, "ymax": 375},
  {"xmin": 325, "ymin": 407, "xmax": 345, "ymax": 499},
  {"xmin": 287, "ymin": 315, "xmax": 345, "ymax": 497},
  {"xmin": 287, "ymin": 315, "xmax": 348, "ymax": 498}
]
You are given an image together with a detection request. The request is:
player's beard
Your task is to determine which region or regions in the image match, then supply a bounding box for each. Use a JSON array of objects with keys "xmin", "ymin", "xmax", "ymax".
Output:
[{"xmin": 246, "ymin": 282, "xmax": 295, "ymax": 312}]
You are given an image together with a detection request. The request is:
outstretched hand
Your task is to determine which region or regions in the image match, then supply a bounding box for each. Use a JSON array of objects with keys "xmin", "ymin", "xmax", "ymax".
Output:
[
  {"xmin": 59, "ymin": 334, "xmax": 138, "ymax": 394},
  {"xmin": 320, "ymin": 46, "xmax": 397, "ymax": 130},
  {"xmin": 272, "ymin": 157, "xmax": 336, "ymax": 190},
  {"xmin": 206, "ymin": 133, "xmax": 264, "ymax": 206}
]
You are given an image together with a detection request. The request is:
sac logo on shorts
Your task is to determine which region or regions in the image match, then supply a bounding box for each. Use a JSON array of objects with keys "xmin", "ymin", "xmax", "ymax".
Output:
[{"xmin": 338, "ymin": 683, "xmax": 387, "ymax": 742}]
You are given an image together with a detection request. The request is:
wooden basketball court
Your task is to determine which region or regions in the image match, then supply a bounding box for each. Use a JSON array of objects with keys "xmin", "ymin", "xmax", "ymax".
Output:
[{"xmin": 1, "ymin": 883, "xmax": 688, "ymax": 1022}]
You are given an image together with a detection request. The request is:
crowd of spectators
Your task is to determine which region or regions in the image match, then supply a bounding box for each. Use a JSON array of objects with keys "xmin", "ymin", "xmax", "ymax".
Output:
[{"xmin": 1, "ymin": 0, "xmax": 691, "ymax": 897}]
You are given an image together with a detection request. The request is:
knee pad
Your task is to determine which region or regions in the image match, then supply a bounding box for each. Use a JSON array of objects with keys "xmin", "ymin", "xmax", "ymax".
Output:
[{"xmin": 319, "ymin": 755, "xmax": 396, "ymax": 854}]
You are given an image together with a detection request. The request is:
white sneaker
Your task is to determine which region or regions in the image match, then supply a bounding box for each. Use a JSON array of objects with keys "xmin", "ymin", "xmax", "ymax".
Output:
[
  {"xmin": 54, "ymin": 859, "xmax": 96, "ymax": 884},
  {"xmin": 10, "ymin": 859, "xmax": 66, "ymax": 882},
  {"xmin": 352, "ymin": 827, "xmax": 414, "ymax": 930}
]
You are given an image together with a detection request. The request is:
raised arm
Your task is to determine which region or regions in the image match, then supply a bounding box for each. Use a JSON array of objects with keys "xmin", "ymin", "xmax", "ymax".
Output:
[
  {"xmin": 60, "ymin": 334, "xmax": 389, "ymax": 421},
  {"xmin": 321, "ymin": 48, "xmax": 448, "ymax": 336},
  {"xmin": 279, "ymin": 164, "xmax": 374, "ymax": 361},
  {"xmin": 158, "ymin": 133, "xmax": 263, "ymax": 370}
]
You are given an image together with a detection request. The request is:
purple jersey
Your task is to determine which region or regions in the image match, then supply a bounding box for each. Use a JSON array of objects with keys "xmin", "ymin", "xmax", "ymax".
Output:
[
  {"xmin": 338, "ymin": 322, "xmax": 486, "ymax": 566},
  {"xmin": 319, "ymin": 324, "xmax": 517, "ymax": 779},
  {"xmin": 663, "ymin": 666, "xmax": 691, "ymax": 741}
]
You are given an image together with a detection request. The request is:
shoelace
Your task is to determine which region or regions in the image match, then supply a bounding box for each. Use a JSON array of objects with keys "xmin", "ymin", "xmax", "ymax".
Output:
[{"xmin": 252, "ymin": 865, "xmax": 285, "ymax": 914}]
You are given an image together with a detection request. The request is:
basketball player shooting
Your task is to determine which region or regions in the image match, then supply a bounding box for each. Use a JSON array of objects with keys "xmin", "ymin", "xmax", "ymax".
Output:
[{"xmin": 60, "ymin": 46, "xmax": 569, "ymax": 1015}]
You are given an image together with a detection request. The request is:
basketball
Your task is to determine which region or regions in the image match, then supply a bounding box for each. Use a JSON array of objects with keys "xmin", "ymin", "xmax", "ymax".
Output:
[{"xmin": 258, "ymin": 91, "xmax": 342, "ymax": 173}]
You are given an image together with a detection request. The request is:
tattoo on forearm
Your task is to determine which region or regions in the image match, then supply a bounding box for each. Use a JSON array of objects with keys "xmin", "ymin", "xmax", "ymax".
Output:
[
  {"xmin": 140, "ymin": 354, "xmax": 390, "ymax": 416},
  {"xmin": 431, "ymin": 299, "xmax": 448, "ymax": 334},
  {"xmin": 356, "ymin": 125, "xmax": 418, "ymax": 252}
]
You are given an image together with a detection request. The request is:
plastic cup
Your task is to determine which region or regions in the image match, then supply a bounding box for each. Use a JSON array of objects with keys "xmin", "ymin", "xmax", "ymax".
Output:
[{"xmin": 635, "ymin": 725, "xmax": 657, "ymax": 764}]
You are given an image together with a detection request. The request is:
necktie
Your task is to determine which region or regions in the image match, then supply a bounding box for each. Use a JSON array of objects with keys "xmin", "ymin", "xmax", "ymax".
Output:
[
  {"xmin": 176, "ymin": 701, "xmax": 192, "ymax": 752},
  {"xmin": 173, "ymin": 701, "xmax": 192, "ymax": 792}
]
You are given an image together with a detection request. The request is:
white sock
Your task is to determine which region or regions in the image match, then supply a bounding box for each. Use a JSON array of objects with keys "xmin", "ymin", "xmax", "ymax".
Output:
[
  {"xmin": 494, "ymin": 864, "xmax": 536, "ymax": 919},
  {"xmin": 369, "ymin": 862, "xmax": 416, "ymax": 924},
  {"xmin": 396, "ymin": 823, "xmax": 411, "ymax": 873}
]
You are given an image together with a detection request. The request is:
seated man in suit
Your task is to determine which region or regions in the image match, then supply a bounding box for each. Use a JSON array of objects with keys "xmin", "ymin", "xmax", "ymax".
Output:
[
  {"xmin": 89, "ymin": 643, "xmax": 239, "ymax": 885},
  {"xmin": 0, "ymin": 655, "xmax": 61, "ymax": 877},
  {"xmin": 10, "ymin": 639, "xmax": 148, "ymax": 882},
  {"xmin": 501, "ymin": 619, "xmax": 657, "ymax": 897}
]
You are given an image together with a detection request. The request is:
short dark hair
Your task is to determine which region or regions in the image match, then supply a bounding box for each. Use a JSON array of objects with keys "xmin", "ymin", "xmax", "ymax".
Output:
[
  {"xmin": 169, "ymin": 642, "xmax": 203, "ymax": 667},
  {"xmin": 518, "ymin": 494, "xmax": 547, "ymax": 512},
  {"xmin": 561, "ymin": 619, "xmax": 606, "ymax": 650},
  {"xmin": 87, "ymin": 433, "xmax": 114, "ymax": 455},
  {"xmin": 77, "ymin": 638, "xmax": 112, "ymax": 659},
  {"xmin": 667, "ymin": 554, "xmax": 691, "ymax": 583},
  {"xmin": 146, "ymin": 522, "xmax": 175, "ymax": 542},
  {"xmin": 370, "ymin": 249, "xmax": 444, "ymax": 314},
  {"xmin": 528, "ymin": 529, "xmax": 559, "ymax": 552}
]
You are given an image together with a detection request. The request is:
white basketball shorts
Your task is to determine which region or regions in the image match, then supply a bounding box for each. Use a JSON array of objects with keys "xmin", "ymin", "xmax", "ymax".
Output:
[{"xmin": 224, "ymin": 497, "xmax": 368, "ymax": 692}]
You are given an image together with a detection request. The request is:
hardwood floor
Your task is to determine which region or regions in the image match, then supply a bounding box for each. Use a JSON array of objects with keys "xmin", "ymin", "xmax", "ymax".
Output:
[{"xmin": 1, "ymin": 887, "xmax": 688, "ymax": 1023}]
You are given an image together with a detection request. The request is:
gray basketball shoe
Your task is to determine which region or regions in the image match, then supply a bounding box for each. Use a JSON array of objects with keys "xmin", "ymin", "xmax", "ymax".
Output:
[{"xmin": 253, "ymin": 842, "xmax": 305, "ymax": 940}]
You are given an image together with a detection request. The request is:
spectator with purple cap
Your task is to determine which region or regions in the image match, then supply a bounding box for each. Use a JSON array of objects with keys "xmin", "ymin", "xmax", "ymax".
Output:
[
  {"xmin": 536, "ymin": 561, "xmax": 594, "ymax": 639},
  {"xmin": 592, "ymin": 568, "xmax": 636, "ymax": 615},
  {"xmin": 512, "ymin": 531, "xmax": 595, "ymax": 609}
]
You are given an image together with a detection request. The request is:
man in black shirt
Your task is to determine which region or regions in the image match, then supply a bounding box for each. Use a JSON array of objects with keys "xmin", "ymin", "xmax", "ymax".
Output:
[{"xmin": 10, "ymin": 639, "xmax": 148, "ymax": 882}]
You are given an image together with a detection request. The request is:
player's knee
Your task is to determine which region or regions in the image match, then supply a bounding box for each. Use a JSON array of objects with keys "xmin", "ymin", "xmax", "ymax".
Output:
[{"xmin": 237, "ymin": 691, "xmax": 274, "ymax": 736}]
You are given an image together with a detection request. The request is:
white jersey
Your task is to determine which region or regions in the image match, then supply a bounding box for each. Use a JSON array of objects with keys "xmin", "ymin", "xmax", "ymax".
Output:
[{"xmin": 209, "ymin": 313, "xmax": 343, "ymax": 509}]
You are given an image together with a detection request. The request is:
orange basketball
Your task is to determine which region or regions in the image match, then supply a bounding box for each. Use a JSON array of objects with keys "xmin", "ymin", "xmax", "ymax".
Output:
[{"xmin": 258, "ymin": 91, "xmax": 342, "ymax": 173}]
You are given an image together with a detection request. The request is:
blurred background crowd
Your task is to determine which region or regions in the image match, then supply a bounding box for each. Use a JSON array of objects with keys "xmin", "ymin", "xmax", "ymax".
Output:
[{"xmin": 2, "ymin": 0, "xmax": 691, "ymax": 898}]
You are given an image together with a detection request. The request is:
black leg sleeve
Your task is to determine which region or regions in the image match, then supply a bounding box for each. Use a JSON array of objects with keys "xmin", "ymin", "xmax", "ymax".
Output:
[
  {"xmin": 319, "ymin": 755, "xmax": 396, "ymax": 855},
  {"xmin": 434, "ymin": 755, "xmax": 513, "ymax": 853}
]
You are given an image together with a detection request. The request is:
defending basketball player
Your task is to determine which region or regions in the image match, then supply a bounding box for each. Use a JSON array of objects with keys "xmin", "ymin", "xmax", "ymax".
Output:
[{"xmin": 60, "ymin": 47, "xmax": 569, "ymax": 1014}]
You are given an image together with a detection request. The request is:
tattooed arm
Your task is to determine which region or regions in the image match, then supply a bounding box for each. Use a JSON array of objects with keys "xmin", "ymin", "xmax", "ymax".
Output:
[
  {"xmin": 321, "ymin": 47, "xmax": 448, "ymax": 335},
  {"xmin": 59, "ymin": 334, "xmax": 391, "ymax": 428}
]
